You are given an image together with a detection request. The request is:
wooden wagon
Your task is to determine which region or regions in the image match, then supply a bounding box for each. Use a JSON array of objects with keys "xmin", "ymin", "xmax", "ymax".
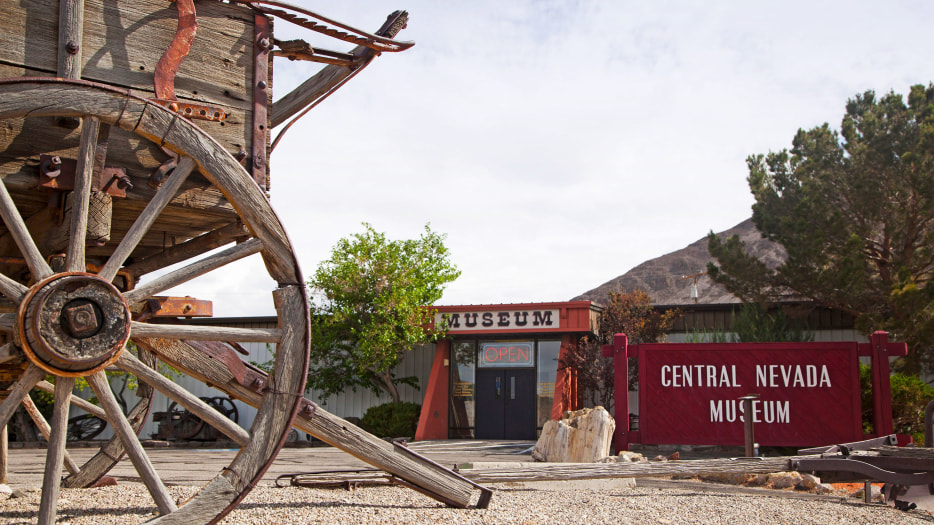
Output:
[{"xmin": 0, "ymin": 1, "xmax": 488, "ymax": 522}]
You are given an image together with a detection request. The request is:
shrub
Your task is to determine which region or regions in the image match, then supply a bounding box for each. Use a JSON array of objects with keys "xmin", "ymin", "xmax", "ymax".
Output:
[
  {"xmin": 360, "ymin": 402, "xmax": 421, "ymax": 438},
  {"xmin": 860, "ymin": 364, "xmax": 934, "ymax": 444}
]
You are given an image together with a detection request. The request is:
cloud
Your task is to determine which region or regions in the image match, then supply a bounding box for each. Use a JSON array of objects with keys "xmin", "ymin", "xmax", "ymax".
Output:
[{"xmin": 180, "ymin": 0, "xmax": 934, "ymax": 313}]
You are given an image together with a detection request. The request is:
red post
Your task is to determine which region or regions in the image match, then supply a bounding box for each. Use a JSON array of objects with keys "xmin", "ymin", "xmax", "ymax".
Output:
[
  {"xmin": 602, "ymin": 333, "xmax": 629, "ymax": 451},
  {"xmin": 870, "ymin": 331, "xmax": 894, "ymax": 436},
  {"xmin": 414, "ymin": 340, "xmax": 450, "ymax": 441}
]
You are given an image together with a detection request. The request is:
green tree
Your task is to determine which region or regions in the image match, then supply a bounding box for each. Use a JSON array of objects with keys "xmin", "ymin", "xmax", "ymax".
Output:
[
  {"xmin": 708, "ymin": 84, "xmax": 934, "ymax": 372},
  {"xmin": 561, "ymin": 288, "xmax": 680, "ymax": 408},
  {"xmin": 307, "ymin": 223, "xmax": 460, "ymax": 402}
]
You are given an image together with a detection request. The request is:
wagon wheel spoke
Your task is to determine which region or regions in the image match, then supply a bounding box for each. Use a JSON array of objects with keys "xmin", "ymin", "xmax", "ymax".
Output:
[
  {"xmin": 87, "ymin": 371, "xmax": 177, "ymax": 515},
  {"xmin": 116, "ymin": 352, "xmax": 249, "ymax": 445},
  {"xmin": 0, "ymin": 272, "xmax": 27, "ymax": 303},
  {"xmin": 66, "ymin": 117, "xmax": 100, "ymax": 273},
  {"xmin": 35, "ymin": 380, "xmax": 109, "ymax": 421},
  {"xmin": 37, "ymin": 377, "xmax": 75, "ymax": 525},
  {"xmin": 130, "ymin": 321, "xmax": 282, "ymax": 343},
  {"xmin": 97, "ymin": 156, "xmax": 196, "ymax": 283},
  {"xmin": 0, "ymin": 313, "xmax": 15, "ymax": 332},
  {"xmin": 21, "ymin": 393, "xmax": 81, "ymax": 475},
  {"xmin": 0, "ymin": 172, "xmax": 53, "ymax": 282},
  {"xmin": 122, "ymin": 237, "xmax": 264, "ymax": 305},
  {"xmin": 0, "ymin": 364, "xmax": 45, "ymax": 428}
]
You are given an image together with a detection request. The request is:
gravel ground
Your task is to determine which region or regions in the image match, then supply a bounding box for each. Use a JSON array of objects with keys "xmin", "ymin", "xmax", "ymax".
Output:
[{"xmin": 0, "ymin": 481, "xmax": 931, "ymax": 524}]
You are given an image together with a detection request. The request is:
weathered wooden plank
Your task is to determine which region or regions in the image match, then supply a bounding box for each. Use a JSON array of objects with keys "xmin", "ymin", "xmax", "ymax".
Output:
[
  {"xmin": 57, "ymin": 0, "xmax": 85, "ymax": 80},
  {"xmin": 0, "ymin": 0, "xmax": 255, "ymax": 110},
  {"xmin": 459, "ymin": 456, "xmax": 802, "ymax": 484}
]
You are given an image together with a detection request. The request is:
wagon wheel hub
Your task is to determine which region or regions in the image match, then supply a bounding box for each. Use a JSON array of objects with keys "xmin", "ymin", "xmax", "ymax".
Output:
[{"xmin": 17, "ymin": 272, "xmax": 130, "ymax": 376}]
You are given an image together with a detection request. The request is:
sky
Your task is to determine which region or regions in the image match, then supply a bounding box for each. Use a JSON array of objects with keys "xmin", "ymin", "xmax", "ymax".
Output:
[{"xmin": 174, "ymin": 0, "xmax": 934, "ymax": 317}]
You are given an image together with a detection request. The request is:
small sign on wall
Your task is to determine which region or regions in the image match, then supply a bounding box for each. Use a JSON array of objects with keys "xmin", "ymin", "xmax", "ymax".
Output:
[{"xmin": 437, "ymin": 310, "xmax": 559, "ymax": 332}]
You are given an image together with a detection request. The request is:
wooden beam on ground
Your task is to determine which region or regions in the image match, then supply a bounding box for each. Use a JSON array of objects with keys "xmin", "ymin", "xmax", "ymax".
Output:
[
  {"xmin": 457, "ymin": 456, "xmax": 808, "ymax": 484},
  {"xmin": 134, "ymin": 337, "xmax": 483, "ymax": 509}
]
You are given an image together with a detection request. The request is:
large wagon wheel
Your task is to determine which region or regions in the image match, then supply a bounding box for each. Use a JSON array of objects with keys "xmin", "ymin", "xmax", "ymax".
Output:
[{"xmin": 0, "ymin": 78, "xmax": 309, "ymax": 524}]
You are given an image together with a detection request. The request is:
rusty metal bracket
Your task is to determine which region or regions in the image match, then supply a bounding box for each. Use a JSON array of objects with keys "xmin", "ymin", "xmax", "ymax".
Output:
[
  {"xmin": 134, "ymin": 296, "xmax": 213, "ymax": 322},
  {"xmin": 251, "ymin": 12, "xmax": 271, "ymax": 190},
  {"xmin": 185, "ymin": 339, "xmax": 267, "ymax": 394},
  {"xmin": 150, "ymin": 0, "xmax": 227, "ymax": 122},
  {"xmin": 39, "ymin": 155, "xmax": 130, "ymax": 198}
]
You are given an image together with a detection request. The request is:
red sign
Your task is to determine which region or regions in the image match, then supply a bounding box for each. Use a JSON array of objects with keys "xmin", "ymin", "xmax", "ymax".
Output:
[
  {"xmin": 639, "ymin": 342, "xmax": 861, "ymax": 446},
  {"xmin": 478, "ymin": 342, "xmax": 534, "ymax": 367}
]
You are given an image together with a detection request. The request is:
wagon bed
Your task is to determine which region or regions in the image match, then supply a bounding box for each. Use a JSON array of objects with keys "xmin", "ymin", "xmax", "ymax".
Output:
[{"xmin": 0, "ymin": 2, "xmax": 488, "ymax": 523}]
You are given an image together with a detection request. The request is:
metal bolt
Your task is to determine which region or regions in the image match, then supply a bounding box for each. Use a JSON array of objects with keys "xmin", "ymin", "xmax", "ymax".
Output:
[
  {"xmin": 41, "ymin": 156, "xmax": 62, "ymax": 178},
  {"xmin": 63, "ymin": 302, "xmax": 100, "ymax": 338},
  {"xmin": 258, "ymin": 37, "xmax": 270, "ymax": 49},
  {"xmin": 257, "ymin": 80, "xmax": 267, "ymax": 90},
  {"xmin": 66, "ymin": 41, "xmax": 80, "ymax": 54}
]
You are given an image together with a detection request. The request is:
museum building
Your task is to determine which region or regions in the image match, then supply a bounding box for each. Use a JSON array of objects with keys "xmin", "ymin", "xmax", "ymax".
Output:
[{"xmin": 414, "ymin": 301, "xmax": 602, "ymax": 441}]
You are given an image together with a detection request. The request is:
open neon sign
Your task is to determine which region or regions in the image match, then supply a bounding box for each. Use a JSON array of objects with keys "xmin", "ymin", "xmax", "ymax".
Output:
[{"xmin": 478, "ymin": 342, "xmax": 534, "ymax": 367}]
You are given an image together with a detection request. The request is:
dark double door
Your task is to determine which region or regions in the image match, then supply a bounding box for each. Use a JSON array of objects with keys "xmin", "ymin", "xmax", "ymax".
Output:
[{"xmin": 475, "ymin": 368, "xmax": 536, "ymax": 440}]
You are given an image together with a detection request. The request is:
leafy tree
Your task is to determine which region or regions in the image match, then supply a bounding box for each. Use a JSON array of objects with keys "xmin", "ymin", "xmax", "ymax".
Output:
[
  {"xmin": 561, "ymin": 288, "xmax": 680, "ymax": 409},
  {"xmin": 307, "ymin": 223, "xmax": 460, "ymax": 403},
  {"xmin": 708, "ymin": 84, "xmax": 934, "ymax": 372}
]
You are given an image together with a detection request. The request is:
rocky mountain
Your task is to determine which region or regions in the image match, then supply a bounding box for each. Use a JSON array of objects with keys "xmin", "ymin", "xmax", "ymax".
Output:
[{"xmin": 574, "ymin": 218, "xmax": 785, "ymax": 306}]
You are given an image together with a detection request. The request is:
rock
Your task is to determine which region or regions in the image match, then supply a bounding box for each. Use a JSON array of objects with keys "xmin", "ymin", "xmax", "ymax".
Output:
[
  {"xmin": 90, "ymin": 476, "xmax": 118, "ymax": 488},
  {"xmin": 797, "ymin": 474, "xmax": 820, "ymax": 491},
  {"xmin": 767, "ymin": 472, "xmax": 803, "ymax": 489},
  {"xmin": 10, "ymin": 489, "xmax": 28, "ymax": 499},
  {"xmin": 0, "ymin": 484, "xmax": 10, "ymax": 496},
  {"xmin": 816, "ymin": 483, "xmax": 837, "ymax": 494},
  {"xmin": 700, "ymin": 472, "xmax": 750, "ymax": 485},
  {"xmin": 667, "ymin": 451, "xmax": 680, "ymax": 461},
  {"xmin": 748, "ymin": 474, "xmax": 770, "ymax": 486},
  {"xmin": 532, "ymin": 407, "xmax": 615, "ymax": 463},
  {"xmin": 617, "ymin": 451, "xmax": 645, "ymax": 463},
  {"xmin": 651, "ymin": 455, "xmax": 668, "ymax": 462}
]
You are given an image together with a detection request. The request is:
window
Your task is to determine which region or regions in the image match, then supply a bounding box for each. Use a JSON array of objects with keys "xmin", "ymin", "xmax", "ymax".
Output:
[{"xmin": 449, "ymin": 341, "xmax": 475, "ymax": 438}]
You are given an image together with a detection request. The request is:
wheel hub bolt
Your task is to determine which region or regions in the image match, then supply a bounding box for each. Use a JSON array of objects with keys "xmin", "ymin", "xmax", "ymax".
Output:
[{"xmin": 63, "ymin": 302, "xmax": 100, "ymax": 338}]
